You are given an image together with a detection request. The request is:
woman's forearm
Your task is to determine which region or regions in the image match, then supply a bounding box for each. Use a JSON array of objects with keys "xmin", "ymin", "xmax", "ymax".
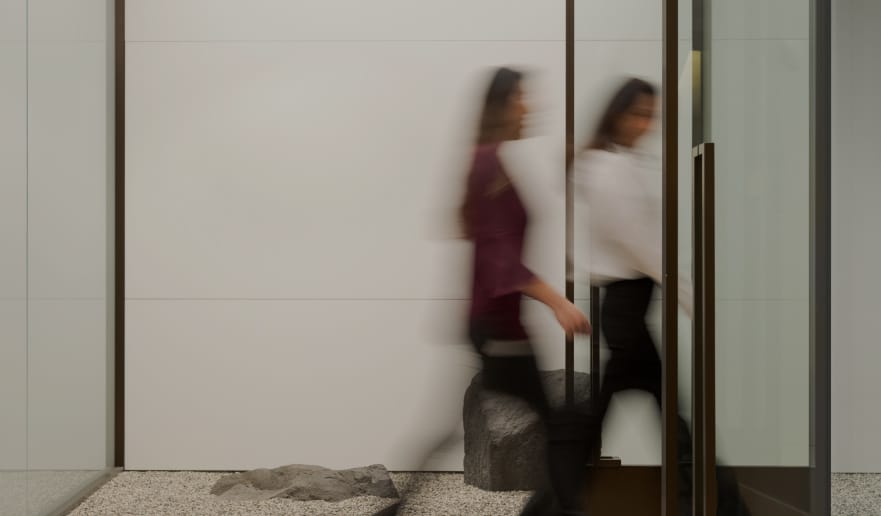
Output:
[{"xmin": 521, "ymin": 276, "xmax": 568, "ymax": 311}]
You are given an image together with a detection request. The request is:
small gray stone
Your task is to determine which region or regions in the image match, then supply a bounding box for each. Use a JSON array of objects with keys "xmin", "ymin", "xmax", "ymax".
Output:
[
  {"xmin": 338, "ymin": 464, "xmax": 399, "ymax": 499},
  {"xmin": 248, "ymin": 468, "xmax": 289, "ymax": 491},
  {"xmin": 463, "ymin": 369, "xmax": 591, "ymax": 492},
  {"xmin": 211, "ymin": 464, "xmax": 399, "ymax": 502}
]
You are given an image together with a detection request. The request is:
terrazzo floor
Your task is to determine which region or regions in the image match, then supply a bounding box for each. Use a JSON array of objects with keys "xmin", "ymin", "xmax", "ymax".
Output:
[
  {"xmin": 68, "ymin": 472, "xmax": 530, "ymax": 516},
  {"xmin": 832, "ymin": 474, "xmax": 881, "ymax": 515},
  {"xmin": 63, "ymin": 471, "xmax": 881, "ymax": 515}
]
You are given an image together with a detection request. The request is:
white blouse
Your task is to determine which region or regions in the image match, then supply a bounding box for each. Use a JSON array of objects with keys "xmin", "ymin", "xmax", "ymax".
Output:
[{"xmin": 572, "ymin": 146, "xmax": 693, "ymax": 318}]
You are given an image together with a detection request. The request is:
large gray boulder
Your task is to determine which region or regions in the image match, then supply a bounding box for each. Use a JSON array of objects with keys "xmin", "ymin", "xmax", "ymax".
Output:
[
  {"xmin": 211, "ymin": 464, "xmax": 399, "ymax": 502},
  {"xmin": 463, "ymin": 369, "xmax": 590, "ymax": 491}
]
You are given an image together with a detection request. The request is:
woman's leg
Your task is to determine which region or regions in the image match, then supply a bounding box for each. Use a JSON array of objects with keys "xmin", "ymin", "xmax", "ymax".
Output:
[
  {"xmin": 471, "ymin": 324, "xmax": 587, "ymax": 515},
  {"xmin": 582, "ymin": 278, "xmax": 659, "ymax": 459},
  {"xmin": 591, "ymin": 278, "xmax": 695, "ymax": 512}
]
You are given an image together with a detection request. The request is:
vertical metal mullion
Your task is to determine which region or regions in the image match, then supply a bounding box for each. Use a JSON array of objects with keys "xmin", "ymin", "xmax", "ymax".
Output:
[
  {"xmin": 662, "ymin": 0, "xmax": 680, "ymax": 512},
  {"xmin": 809, "ymin": 0, "xmax": 832, "ymax": 512},
  {"xmin": 564, "ymin": 0, "xmax": 575, "ymax": 408}
]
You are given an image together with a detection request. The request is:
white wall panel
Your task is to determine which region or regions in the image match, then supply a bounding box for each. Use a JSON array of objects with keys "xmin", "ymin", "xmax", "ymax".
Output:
[
  {"xmin": 0, "ymin": 43, "xmax": 27, "ymax": 302},
  {"xmin": 574, "ymin": 0, "xmax": 661, "ymax": 41},
  {"xmin": 127, "ymin": 41, "xmax": 564, "ymax": 301},
  {"xmin": 27, "ymin": 42, "xmax": 109, "ymax": 300},
  {"xmin": 0, "ymin": 0, "xmax": 26, "ymax": 42},
  {"xmin": 27, "ymin": 300, "xmax": 109, "ymax": 469},
  {"xmin": 128, "ymin": 299, "xmax": 463, "ymax": 470},
  {"xmin": 0, "ymin": 300, "xmax": 27, "ymax": 469},
  {"xmin": 0, "ymin": 34, "xmax": 27, "ymax": 471},
  {"xmin": 573, "ymin": 0, "xmax": 691, "ymax": 42},
  {"xmin": 27, "ymin": 0, "xmax": 108, "ymax": 42},
  {"xmin": 127, "ymin": 0, "xmax": 563, "ymax": 42}
]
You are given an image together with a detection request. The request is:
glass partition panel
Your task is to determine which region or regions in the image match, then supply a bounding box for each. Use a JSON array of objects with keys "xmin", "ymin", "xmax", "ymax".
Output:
[{"xmin": 1, "ymin": 0, "xmax": 115, "ymax": 513}]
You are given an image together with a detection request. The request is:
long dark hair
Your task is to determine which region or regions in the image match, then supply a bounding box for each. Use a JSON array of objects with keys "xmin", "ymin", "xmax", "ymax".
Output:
[
  {"xmin": 460, "ymin": 67, "xmax": 524, "ymax": 238},
  {"xmin": 475, "ymin": 67, "xmax": 524, "ymax": 145},
  {"xmin": 586, "ymin": 77, "xmax": 656, "ymax": 150}
]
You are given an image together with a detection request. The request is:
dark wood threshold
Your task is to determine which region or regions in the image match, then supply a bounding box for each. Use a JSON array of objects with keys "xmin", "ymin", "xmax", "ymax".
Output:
[
  {"xmin": 582, "ymin": 465, "xmax": 812, "ymax": 516},
  {"xmin": 584, "ymin": 465, "xmax": 660, "ymax": 515}
]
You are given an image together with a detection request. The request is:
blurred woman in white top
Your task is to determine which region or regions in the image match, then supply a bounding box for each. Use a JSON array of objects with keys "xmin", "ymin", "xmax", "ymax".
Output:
[
  {"xmin": 571, "ymin": 77, "xmax": 695, "ymax": 510},
  {"xmin": 574, "ymin": 78, "xmax": 692, "ymax": 315},
  {"xmin": 570, "ymin": 77, "xmax": 752, "ymax": 516}
]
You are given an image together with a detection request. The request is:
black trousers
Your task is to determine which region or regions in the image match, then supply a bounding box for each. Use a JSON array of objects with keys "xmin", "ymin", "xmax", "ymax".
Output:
[
  {"xmin": 579, "ymin": 278, "xmax": 748, "ymax": 516},
  {"xmin": 596, "ymin": 278, "xmax": 692, "ymax": 497},
  {"xmin": 588, "ymin": 277, "xmax": 671, "ymax": 451},
  {"xmin": 468, "ymin": 323, "xmax": 551, "ymax": 419},
  {"xmin": 470, "ymin": 282, "xmax": 690, "ymax": 514},
  {"xmin": 543, "ymin": 278, "xmax": 694, "ymax": 512}
]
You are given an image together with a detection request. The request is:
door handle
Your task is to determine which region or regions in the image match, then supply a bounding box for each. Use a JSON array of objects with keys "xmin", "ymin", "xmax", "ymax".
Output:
[{"xmin": 692, "ymin": 143, "xmax": 717, "ymax": 516}]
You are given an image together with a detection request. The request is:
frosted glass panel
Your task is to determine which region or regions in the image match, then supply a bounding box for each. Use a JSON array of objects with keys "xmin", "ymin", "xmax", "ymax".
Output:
[
  {"xmin": 709, "ymin": 18, "xmax": 811, "ymax": 469},
  {"xmin": 1, "ymin": 0, "xmax": 115, "ymax": 513},
  {"xmin": 0, "ymin": 2, "xmax": 29, "ymax": 515}
]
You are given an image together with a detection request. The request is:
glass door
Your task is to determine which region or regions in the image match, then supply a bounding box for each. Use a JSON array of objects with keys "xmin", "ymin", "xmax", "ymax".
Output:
[
  {"xmin": 568, "ymin": 0, "xmax": 829, "ymax": 512},
  {"xmin": 673, "ymin": 0, "xmax": 830, "ymax": 514}
]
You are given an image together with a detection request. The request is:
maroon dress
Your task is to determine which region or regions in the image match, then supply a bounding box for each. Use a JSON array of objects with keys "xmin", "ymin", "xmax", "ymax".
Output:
[
  {"xmin": 465, "ymin": 143, "xmax": 535, "ymax": 340},
  {"xmin": 463, "ymin": 143, "xmax": 590, "ymax": 516}
]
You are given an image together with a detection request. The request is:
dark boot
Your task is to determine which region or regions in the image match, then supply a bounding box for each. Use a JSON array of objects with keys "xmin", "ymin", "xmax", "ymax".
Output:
[
  {"xmin": 545, "ymin": 407, "xmax": 592, "ymax": 514},
  {"xmin": 716, "ymin": 466, "xmax": 752, "ymax": 516}
]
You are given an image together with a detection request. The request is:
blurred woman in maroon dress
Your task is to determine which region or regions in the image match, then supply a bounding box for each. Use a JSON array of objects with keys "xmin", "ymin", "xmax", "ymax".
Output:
[
  {"xmin": 383, "ymin": 67, "xmax": 590, "ymax": 516},
  {"xmin": 460, "ymin": 67, "xmax": 590, "ymax": 516}
]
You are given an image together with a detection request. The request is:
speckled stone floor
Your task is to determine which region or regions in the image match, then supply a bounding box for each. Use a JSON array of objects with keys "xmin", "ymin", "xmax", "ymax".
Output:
[
  {"xmin": 832, "ymin": 474, "xmax": 881, "ymax": 515},
  {"xmin": 68, "ymin": 471, "xmax": 530, "ymax": 516},
  {"xmin": 58, "ymin": 471, "xmax": 881, "ymax": 515}
]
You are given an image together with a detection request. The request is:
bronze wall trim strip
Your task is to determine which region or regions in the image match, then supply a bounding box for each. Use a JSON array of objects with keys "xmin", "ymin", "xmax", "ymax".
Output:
[{"xmin": 114, "ymin": 0, "xmax": 125, "ymax": 469}]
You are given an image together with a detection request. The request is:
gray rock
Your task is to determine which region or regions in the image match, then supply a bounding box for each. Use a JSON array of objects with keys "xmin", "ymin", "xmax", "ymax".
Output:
[
  {"xmin": 211, "ymin": 464, "xmax": 399, "ymax": 502},
  {"xmin": 463, "ymin": 369, "xmax": 591, "ymax": 491}
]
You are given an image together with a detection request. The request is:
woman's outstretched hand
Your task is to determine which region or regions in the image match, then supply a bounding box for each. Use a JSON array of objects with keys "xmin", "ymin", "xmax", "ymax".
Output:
[{"xmin": 553, "ymin": 301, "xmax": 591, "ymax": 337}]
